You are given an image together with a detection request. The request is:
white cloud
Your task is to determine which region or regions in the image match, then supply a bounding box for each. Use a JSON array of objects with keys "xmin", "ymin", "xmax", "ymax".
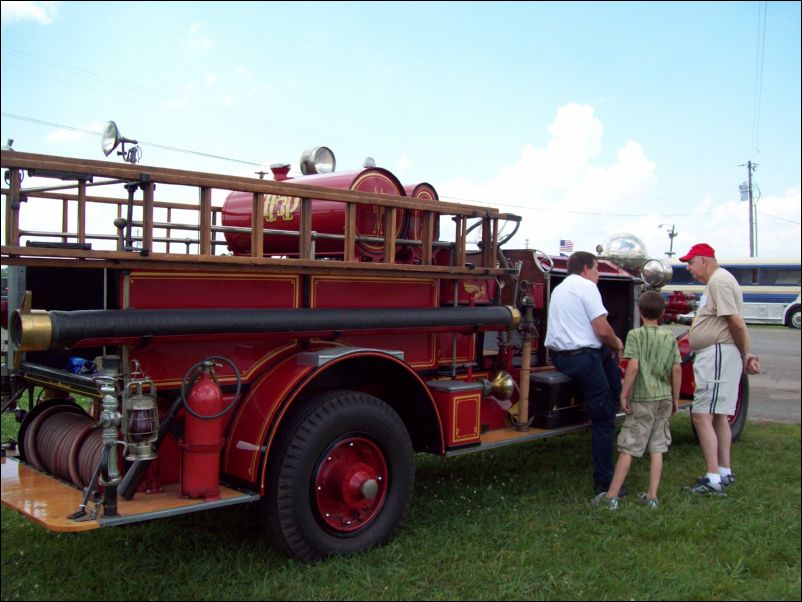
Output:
[
  {"xmin": 396, "ymin": 154, "xmax": 410, "ymax": 173},
  {"xmin": 545, "ymin": 102, "xmax": 603, "ymax": 168},
  {"xmin": 165, "ymin": 97, "xmax": 190, "ymax": 110},
  {"xmin": 45, "ymin": 128, "xmax": 85, "ymax": 143},
  {"xmin": 233, "ymin": 66, "xmax": 254, "ymax": 81},
  {"xmin": 753, "ymin": 187, "xmax": 802, "ymax": 257},
  {"xmin": 439, "ymin": 102, "xmax": 801, "ymax": 259},
  {"xmin": 44, "ymin": 121, "xmax": 105, "ymax": 144},
  {"xmin": 627, "ymin": 186, "xmax": 800, "ymax": 261},
  {"xmin": 1, "ymin": 1, "xmax": 58, "ymax": 25},
  {"xmin": 689, "ymin": 187, "xmax": 802, "ymax": 258},
  {"xmin": 164, "ymin": 83, "xmax": 196, "ymax": 111},
  {"xmin": 187, "ymin": 22, "xmax": 213, "ymax": 50},
  {"xmin": 439, "ymin": 103, "xmax": 656, "ymax": 254}
]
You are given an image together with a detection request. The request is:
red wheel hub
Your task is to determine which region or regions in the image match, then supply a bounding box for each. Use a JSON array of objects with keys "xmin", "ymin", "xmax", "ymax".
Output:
[{"xmin": 314, "ymin": 437, "xmax": 388, "ymax": 533}]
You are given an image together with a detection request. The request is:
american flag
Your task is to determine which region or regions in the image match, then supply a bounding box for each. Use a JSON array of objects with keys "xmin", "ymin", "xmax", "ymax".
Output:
[{"xmin": 559, "ymin": 239, "xmax": 574, "ymax": 255}]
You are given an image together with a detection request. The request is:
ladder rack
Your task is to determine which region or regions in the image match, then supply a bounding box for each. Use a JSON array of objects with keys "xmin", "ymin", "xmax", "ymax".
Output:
[{"xmin": 2, "ymin": 151, "xmax": 518, "ymax": 279}]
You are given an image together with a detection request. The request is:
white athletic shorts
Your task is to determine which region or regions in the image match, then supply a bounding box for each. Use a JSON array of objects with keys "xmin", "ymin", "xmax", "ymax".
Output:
[{"xmin": 692, "ymin": 343, "xmax": 743, "ymax": 415}]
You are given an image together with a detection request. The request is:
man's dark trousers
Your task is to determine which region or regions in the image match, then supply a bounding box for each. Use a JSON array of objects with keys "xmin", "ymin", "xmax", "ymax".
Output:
[{"xmin": 552, "ymin": 347, "xmax": 621, "ymax": 491}]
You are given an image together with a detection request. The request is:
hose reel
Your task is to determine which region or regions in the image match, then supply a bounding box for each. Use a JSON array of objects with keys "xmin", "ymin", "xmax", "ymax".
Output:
[{"xmin": 19, "ymin": 399, "xmax": 104, "ymax": 489}]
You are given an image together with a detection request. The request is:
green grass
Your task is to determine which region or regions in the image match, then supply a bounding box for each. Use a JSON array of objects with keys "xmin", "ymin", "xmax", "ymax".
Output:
[{"xmin": 1, "ymin": 414, "xmax": 800, "ymax": 601}]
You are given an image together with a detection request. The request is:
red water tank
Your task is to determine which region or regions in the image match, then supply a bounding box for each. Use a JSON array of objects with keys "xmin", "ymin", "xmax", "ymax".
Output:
[
  {"xmin": 404, "ymin": 182, "xmax": 441, "ymax": 245},
  {"xmin": 222, "ymin": 168, "xmax": 409, "ymax": 259}
]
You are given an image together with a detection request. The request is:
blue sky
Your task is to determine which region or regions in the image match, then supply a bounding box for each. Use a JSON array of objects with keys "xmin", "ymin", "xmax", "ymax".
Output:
[{"xmin": 2, "ymin": 1, "xmax": 800, "ymax": 259}]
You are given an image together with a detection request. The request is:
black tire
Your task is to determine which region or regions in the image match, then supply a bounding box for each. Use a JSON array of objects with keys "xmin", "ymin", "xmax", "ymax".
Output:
[
  {"xmin": 786, "ymin": 307, "xmax": 801, "ymax": 329},
  {"xmin": 690, "ymin": 372, "xmax": 749, "ymax": 442},
  {"xmin": 728, "ymin": 372, "xmax": 749, "ymax": 442},
  {"xmin": 263, "ymin": 390, "xmax": 414, "ymax": 562}
]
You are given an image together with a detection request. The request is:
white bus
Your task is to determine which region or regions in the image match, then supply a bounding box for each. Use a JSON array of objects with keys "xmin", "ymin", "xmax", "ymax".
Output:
[{"xmin": 665, "ymin": 258, "xmax": 801, "ymax": 328}]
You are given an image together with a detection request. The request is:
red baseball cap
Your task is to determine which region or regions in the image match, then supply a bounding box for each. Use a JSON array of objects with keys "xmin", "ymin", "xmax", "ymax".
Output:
[{"xmin": 679, "ymin": 243, "xmax": 716, "ymax": 262}]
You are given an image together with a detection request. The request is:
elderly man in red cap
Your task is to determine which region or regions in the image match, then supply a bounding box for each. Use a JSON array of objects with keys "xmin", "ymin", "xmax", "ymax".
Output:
[{"xmin": 680, "ymin": 243, "xmax": 760, "ymax": 495}]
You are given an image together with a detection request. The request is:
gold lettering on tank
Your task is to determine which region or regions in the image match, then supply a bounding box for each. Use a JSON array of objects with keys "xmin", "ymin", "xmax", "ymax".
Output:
[{"xmin": 264, "ymin": 195, "xmax": 301, "ymax": 222}]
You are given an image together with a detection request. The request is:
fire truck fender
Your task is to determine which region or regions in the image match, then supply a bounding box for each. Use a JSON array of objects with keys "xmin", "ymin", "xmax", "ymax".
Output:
[
  {"xmin": 258, "ymin": 347, "xmax": 441, "ymax": 561},
  {"xmin": 222, "ymin": 347, "xmax": 444, "ymax": 489}
]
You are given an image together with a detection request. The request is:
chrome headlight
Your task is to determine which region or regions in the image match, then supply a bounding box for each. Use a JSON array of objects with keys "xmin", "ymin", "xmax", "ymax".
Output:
[
  {"xmin": 641, "ymin": 258, "xmax": 674, "ymax": 289},
  {"xmin": 300, "ymin": 146, "xmax": 336, "ymax": 175},
  {"xmin": 101, "ymin": 121, "xmax": 121, "ymax": 156}
]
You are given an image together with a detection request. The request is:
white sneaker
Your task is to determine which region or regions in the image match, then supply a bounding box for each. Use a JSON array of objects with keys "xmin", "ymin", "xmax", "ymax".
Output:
[{"xmin": 684, "ymin": 476, "xmax": 725, "ymax": 495}]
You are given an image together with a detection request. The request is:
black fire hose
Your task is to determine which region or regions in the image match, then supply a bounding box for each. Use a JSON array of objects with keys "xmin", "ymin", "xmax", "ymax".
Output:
[{"xmin": 13, "ymin": 306, "xmax": 519, "ymax": 351}]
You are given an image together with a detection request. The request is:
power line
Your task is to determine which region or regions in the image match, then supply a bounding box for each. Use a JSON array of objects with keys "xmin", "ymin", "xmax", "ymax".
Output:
[
  {"xmin": 440, "ymin": 194, "xmax": 713, "ymax": 218},
  {"xmin": 756, "ymin": 210, "xmax": 801, "ymax": 225},
  {"xmin": 6, "ymin": 111, "xmax": 797, "ymax": 225},
  {"xmin": 0, "ymin": 45, "xmax": 474, "ymax": 177},
  {"xmin": 0, "ymin": 45, "xmax": 353, "ymax": 143},
  {"xmin": 1, "ymin": 112, "xmax": 263, "ymax": 167}
]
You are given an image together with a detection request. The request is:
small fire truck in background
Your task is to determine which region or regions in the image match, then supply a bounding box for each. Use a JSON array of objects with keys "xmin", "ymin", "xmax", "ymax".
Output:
[{"xmin": 0, "ymin": 132, "xmax": 749, "ymax": 562}]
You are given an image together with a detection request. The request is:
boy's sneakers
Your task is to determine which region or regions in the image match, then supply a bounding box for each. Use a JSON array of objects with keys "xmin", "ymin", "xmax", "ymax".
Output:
[
  {"xmin": 591, "ymin": 492, "xmax": 619, "ymax": 510},
  {"xmin": 637, "ymin": 493, "xmax": 659, "ymax": 509},
  {"xmin": 684, "ymin": 476, "xmax": 725, "ymax": 496},
  {"xmin": 720, "ymin": 473, "xmax": 736, "ymax": 487}
]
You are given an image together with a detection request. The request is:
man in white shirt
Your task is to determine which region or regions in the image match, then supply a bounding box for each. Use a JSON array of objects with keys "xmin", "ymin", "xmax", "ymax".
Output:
[{"xmin": 545, "ymin": 251, "xmax": 625, "ymax": 494}]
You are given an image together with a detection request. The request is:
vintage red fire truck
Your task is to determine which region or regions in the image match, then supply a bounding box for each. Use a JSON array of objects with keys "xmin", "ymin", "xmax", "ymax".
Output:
[{"xmin": 0, "ymin": 139, "xmax": 748, "ymax": 562}]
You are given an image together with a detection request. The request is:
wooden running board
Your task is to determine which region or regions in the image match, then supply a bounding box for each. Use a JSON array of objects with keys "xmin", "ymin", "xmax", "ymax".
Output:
[{"xmin": 1, "ymin": 458, "xmax": 260, "ymax": 532}]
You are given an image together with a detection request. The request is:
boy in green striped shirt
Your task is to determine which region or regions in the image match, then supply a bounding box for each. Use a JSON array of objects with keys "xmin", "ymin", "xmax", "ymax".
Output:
[{"xmin": 593, "ymin": 291, "xmax": 681, "ymax": 510}]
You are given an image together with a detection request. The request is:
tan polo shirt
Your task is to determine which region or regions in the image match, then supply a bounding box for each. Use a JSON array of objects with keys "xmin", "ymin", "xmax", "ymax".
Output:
[{"xmin": 688, "ymin": 267, "xmax": 744, "ymax": 350}]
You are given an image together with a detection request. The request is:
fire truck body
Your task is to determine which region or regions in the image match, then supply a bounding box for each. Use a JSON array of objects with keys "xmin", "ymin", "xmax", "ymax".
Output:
[{"xmin": 0, "ymin": 148, "xmax": 746, "ymax": 562}]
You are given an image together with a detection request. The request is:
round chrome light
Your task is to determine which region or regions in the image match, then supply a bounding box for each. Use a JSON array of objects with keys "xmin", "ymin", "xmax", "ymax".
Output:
[
  {"xmin": 641, "ymin": 258, "xmax": 674, "ymax": 288},
  {"xmin": 600, "ymin": 233, "xmax": 650, "ymax": 273},
  {"xmin": 300, "ymin": 146, "xmax": 336, "ymax": 175},
  {"xmin": 101, "ymin": 121, "xmax": 121, "ymax": 156}
]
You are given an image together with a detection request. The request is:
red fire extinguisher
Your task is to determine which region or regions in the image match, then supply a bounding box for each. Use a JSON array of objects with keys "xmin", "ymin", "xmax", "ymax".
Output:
[{"xmin": 179, "ymin": 358, "xmax": 240, "ymax": 500}]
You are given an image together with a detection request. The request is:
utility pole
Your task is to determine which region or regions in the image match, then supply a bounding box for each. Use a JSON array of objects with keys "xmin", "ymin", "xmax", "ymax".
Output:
[
  {"xmin": 748, "ymin": 161, "xmax": 755, "ymax": 257},
  {"xmin": 741, "ymin": 161, "xmax": 758, "ymax": 257},
  {"xmin": 658, "ymin": 224, "xmax": 677, "ymax": 257}
]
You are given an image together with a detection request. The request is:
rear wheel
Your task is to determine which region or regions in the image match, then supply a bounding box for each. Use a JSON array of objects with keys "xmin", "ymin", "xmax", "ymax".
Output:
[
  {"xmin": 787, "ymin": 307, "xmax": 801, "ymax": 329},
  {"xmin": 728, "ymin": 372, "xmax": 749, "ymax": 441},
  {"xmin": 263, "ymin": 390, "xmax": 414, "ymax": 562}
]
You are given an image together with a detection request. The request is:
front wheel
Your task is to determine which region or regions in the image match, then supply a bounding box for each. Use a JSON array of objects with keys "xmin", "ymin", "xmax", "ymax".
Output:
[{"xmin": 263, "ymin": 390, "xmax": 414, "ymax": 562}]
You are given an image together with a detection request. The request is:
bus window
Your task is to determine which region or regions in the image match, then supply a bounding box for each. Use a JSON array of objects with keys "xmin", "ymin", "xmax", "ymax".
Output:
[
  {"xmin": 761, "ymin": 268, "xmax": 802, "ymax": 286},
  {"xmin": 670, "ymin": 269, "xmax": 694, "ymax": 285},
  {"xmin": 726, "ymin": 267, "xmax": 757, "ymax": 285}
]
